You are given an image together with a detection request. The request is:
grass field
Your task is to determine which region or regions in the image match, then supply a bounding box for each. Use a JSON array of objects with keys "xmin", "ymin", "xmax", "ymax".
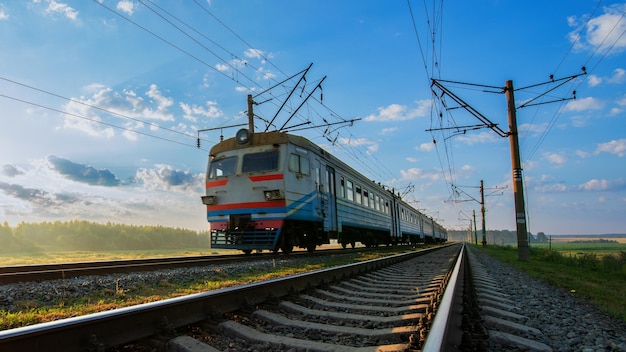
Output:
[
  {"xmin": 474, "ymin": 242, "xmax": 626, "ymax": 322},
  {"xmin": 0, "ymin": 248, "xmax": 236, "ymax": 266},
  {"xmin": 532, "ymin": 237, "xmax": 626, "ymax": 258}
]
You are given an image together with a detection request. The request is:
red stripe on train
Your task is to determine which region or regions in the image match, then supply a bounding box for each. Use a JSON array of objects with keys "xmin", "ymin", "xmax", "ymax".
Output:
[
  {"xmin": 249, "ymin": 174, "xmax": 284, "ymax": 182},
  {"xmin": 206, "ymin": 179, "xmax": 228, "ymax": 188},
  {"xmin": 206, "ymin": 200, "xmax": 286, "ymax": 211}
]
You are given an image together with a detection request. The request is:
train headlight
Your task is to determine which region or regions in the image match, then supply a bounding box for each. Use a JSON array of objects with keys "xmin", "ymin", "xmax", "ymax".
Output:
[
  {"xmin": 236, "ymin": 128, "xmax": 250, "ymax": 144},
  {"xmin": 201, "ymin": 195, "xmax": 217, "ymax": 205},
  {"xmin": 264, "ymin": 190, "xmax": 284, "ymax": 200}
]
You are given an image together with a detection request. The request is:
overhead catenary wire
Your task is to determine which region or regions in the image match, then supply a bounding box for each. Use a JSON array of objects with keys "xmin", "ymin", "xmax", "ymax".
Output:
[{"xmin": 0, "ymin": 93, "xmax": 204, "ymax": 151}]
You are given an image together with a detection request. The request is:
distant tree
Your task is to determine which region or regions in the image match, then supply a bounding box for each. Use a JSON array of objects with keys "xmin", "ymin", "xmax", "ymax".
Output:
[{"xmin": 536, "ymin": 232, "xmax": 549, "ymax": 243}]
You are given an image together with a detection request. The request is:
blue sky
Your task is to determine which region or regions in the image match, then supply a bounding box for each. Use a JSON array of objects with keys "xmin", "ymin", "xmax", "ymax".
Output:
[{"xmin": 0, "ymin": 0, "xmax": 625, "ymax": 235}]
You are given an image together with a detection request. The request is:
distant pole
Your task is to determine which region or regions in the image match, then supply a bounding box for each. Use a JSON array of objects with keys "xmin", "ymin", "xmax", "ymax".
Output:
[
  {"xmin": 473, "ymin": 209, "xmax": 478, "ymax": 245},
  {"xmin": 480, "ymin": 180, "xmax": 486, "ymax": 246},
  {"xmin": 505, "ymin": 80, "xmax": 530, "ymax": 261},
  {"xmin": 247, "ymin": 94, "xmax": 255, "ymax": 133}
]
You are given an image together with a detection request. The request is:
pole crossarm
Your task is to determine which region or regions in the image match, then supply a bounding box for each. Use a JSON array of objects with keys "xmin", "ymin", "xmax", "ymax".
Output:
[
  {"xmin": 431, "ymin": 79, "xmax": 509, "ymax": 137},
  {"xmin": 515, "ymin": 68, "xmax": 586, "ymax": 109}
]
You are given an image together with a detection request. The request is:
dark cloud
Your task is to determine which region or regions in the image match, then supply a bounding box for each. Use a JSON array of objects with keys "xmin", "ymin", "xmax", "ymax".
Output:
[
  {"xmin": 135, "ymin": 165, "xmax": 202, "ymax": 191},
  {"xmin": 1, "ymin": 164, "xmax": 24, "ymax": 177},
  {"xmin": 0, "ymin": 182, "xmax": 82, "ymax": 211},
  {"xmin": 161, "ymin": 168, "xmax": 197, "ymax": 187},
  {"xmin": 0, "ymin": 182, "xmax": 48, "ymax": 201},
  {"xmin": 47, "ymin": 155, "xmax": 121, "ymax": 186}
]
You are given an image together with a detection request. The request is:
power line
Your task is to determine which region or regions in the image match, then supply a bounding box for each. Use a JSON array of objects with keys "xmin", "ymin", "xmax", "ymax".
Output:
[
  {"xmin": 0, "ymin": 76, "xmax": 194, "ymax": 141},
  {"xmin": 0, "ymin": 93, "xmax": 202, "ymax": 150}
]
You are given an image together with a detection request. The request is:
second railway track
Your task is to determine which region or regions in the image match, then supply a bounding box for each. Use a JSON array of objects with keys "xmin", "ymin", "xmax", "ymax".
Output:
[{"xmin": 0, "ymin": 244, "xmax": 464, "ymax": 352}]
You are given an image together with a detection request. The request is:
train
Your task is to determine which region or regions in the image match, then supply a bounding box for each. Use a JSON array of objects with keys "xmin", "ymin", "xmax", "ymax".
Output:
[{"xmin": 201, "ymin": 128, "xmax": 447, "ymax": 254}]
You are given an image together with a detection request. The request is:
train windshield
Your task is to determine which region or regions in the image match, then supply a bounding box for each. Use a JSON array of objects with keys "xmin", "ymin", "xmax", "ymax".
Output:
[
  {"xmin": 242, "ymin": 150, "xmax": 279, "ymax": 173},
  {"xmin": 208, "ymin": 156, "xmax": 237, "ymax": 179}
]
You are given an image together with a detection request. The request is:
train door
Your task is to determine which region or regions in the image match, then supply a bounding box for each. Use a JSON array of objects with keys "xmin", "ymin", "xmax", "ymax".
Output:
[{"xmin": 324, "ymin": 165, "xmax": 338, "ymax": 237}]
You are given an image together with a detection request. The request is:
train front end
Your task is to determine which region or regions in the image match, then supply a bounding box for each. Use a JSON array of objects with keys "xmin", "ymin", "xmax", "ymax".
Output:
[{"xmin": 202, "ymin": 129, "xmax": 289, "ymax": 254}]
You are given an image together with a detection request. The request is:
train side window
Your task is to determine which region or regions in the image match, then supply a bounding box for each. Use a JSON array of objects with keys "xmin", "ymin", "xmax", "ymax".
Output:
[
  {"xmin": 242, "ymin": 151, "xmax": 279, "ymax": 173},
  {"xmin": 375, "ymin": 195, "xmax": 380, "ymax": 211},
  {"xmin": 340, "ymin": 177, "xmax": 345, "ymax": 198},
  {"xmin": 288, "ymin": 153, "xmax": 310, "ymax": 175},
  {"xmin": 346, "ymin": 180, "xmax": 354, "ymax": 201},
  {"xmin": 208, "ymin": 156, "xmax": 237, "ymax": 179},
  {"xmin": 355, "ymin": 185, "xmax": 362, "ymax": 204},
  {"xmin": 363, "ymin": 190, "xmax": 369, "ymax": 207},
  {"xmin": 369, "ymin": 192, "xmax": 375, "ymax": 209}
]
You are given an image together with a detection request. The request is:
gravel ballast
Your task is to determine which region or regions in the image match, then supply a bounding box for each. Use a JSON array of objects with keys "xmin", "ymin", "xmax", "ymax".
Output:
[{"xmin": 468, "ymin": 246, "xmax": 626, "ymax": 352}]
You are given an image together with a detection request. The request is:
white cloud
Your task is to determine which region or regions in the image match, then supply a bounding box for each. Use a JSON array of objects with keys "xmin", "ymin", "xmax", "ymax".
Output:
[
  {"xmin": 576, "ymin": 149, "xmax": 590, "ymax": 158},
  {"xmin": 380, "ymin": 127, "xmax": 397, "ymax": 135},
  {"xmin": 578, "ymin": 178, "xmax": 626, "ymax": 191},
  {"xmin": 587, "ymin": 68, "xmax": 625, "ymax": 87},
  {"xmin": 519, "ymin": 122, "xmax": 548, "ymax": 136},
  {"xmin": 399, "ymin": 167, "xmax": 440, "ymax": 182},
  {"xmin": 180, "ymin": 100, "xmax": 224, "ymax": 122},
  {"xmin": 564, "ymin": 96, "xmax": 603, "ymax": 112},
  {"xmin": 588, "ymin": 74, "xmax": 602, "ymax": 87},
  {"xmin": 595, "ymin": 138, "xmax": 626, "ymax": 157},
  {"xmin": 244, "ymin": 48, "xmax": 264, "ymax": 59},
  {"xmin": 455, "ymin": 131, "xmax": 499, "ymax": 145},
  {"xmin": 44, "ymin": 0, "xmax": 79, "ymax": 21},
  {"xmin": 0, "ymin": 6, "xmax": 8, "ymax": 20},
  {"xmin": 545, "ymin": 152, "xmax": 567, "ymax": 165},
  {"xmin": 363, "ymin": 100, "xmax": 431, "ymax": 122},
  {"xmin": 569, "ymin": 3, "xmax": 626, "ymax": 54},
  {"xmin": 417, "ymin": 142, "xmax": 435, "ymax": 152},
  {"xmin": 116, "ymin": 0, "xmax": 134, "ymax": 15},
  {"xmin": 607, "ymin": 68, "xmax": 626, "ymax": 83}
]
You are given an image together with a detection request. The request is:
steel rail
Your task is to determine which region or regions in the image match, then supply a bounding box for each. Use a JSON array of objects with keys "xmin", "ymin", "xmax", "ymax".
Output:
[
  {"xmin": 0, "ymin": 244, "xmax": 458, "ymax": 352},
  {"xmin": 422, "ymin": 243, "xmax": 466, "ymax": 351},
  {"xmin": 0, "ymin": 246, "xmax": 375, "ymax": 284}
]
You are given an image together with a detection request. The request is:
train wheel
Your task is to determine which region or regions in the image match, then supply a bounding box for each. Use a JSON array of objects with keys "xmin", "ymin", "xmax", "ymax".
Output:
[
  {"xmin": 282, "ymin": 243, "xmax": 293, "ymax": 254},
  {"xmin": 306, "ymin": 243, "xmax": 316, "ymax": 253},
  {"xmin": 281, "ymin": 233, "xmax": 294, "ymax": 254},
  {"xmin": 242, "ymin": 250, "xmax": 252, "ymax": 255}
]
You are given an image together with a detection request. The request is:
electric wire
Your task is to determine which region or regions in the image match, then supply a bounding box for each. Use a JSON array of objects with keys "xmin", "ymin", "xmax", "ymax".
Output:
[
  {"xmin": 0, "ymin": 76, "xmax": 195, "ymax": 141},
  {"xmin": 0, "ymin": 93, "xmax": 204, "ymax": 151}
]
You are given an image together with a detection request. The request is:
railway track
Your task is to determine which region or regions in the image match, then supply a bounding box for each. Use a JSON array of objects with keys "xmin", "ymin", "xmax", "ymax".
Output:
[
  {"xmin": 0, "ymin": 246, "xmax": 372, "ymax": 284},
  {"xmin": 0, "ymin": 244, "xmax": 464, "ymax": 351}
]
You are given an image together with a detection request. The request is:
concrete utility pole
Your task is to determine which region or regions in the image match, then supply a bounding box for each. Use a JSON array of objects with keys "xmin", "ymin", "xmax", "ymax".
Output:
[
  {"xmin": 480, "ymin": 180, "xmax": 487, "ymax": 247},
  {"xmin": 247, "ymin": 94, "xmax": 255, "ymax": 133},
  {"xmin": 430, "ymin": 69, "xmax": 585, "ymax": 262},
  {"xmin": 473, "ymin": 210, "xmax": 478, "ymax": 245},
  {"xmin": 505, "ymin": 81, "xmax": 530, "ymax": 261}
]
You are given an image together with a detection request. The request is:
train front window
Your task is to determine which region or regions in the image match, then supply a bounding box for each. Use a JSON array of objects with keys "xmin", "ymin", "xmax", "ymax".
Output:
[
  {"xmin": 242, "ymin": 150, "xmax": 279, "ymax": 173},
  {"xmin": 208, "ymin": 156, "xmax": 237, "ymax": 179}
]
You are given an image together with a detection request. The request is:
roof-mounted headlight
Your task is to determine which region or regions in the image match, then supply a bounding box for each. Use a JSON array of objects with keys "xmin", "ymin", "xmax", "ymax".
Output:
[{"xmin": 236, "ymin": 128, "xmax": 251, "ymax": 144}]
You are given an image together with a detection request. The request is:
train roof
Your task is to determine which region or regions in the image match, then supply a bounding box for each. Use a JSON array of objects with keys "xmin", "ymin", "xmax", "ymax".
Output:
[{"xmin": 210, "ymin": 131, "xmax": 321, "ymax": 156}]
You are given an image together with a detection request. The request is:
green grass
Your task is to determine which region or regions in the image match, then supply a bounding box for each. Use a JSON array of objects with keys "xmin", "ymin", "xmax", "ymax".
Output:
[
  {"xmin": 0, "ymin": 248, "xmax": 240, "ymax": 266},
  {"xmin": 474, "ymin": 244, "xmax": 626, "ymax": 322}
]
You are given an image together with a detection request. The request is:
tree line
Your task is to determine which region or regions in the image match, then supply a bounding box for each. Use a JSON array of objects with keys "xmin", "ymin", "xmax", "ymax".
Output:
[
  {"xmin": 0, "ymin": 221, "xmax": 209, "ymax": 254},
  {"xmin": 447, "ymin": 229, "xmax": 546, "ymax": 245}
]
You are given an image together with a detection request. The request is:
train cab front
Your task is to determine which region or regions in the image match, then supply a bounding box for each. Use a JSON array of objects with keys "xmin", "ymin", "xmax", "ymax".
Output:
[{"xmin": 202, "ymin": 129, "xmax": 288, "ymax": 254}]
